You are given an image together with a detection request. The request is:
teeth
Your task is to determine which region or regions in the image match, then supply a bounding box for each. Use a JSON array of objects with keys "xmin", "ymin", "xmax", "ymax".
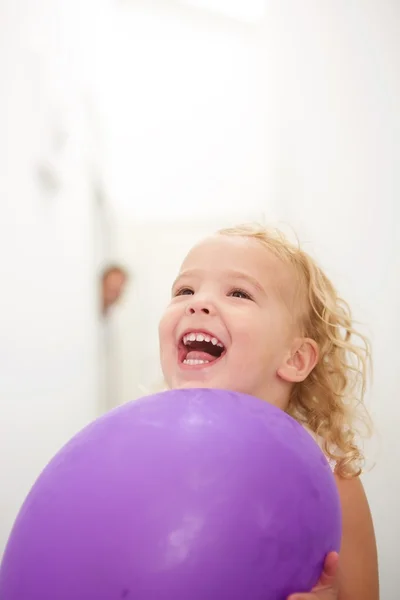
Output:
[
  {"xmin": 183, "ymin": 359, "xmax": 210, "ymax": 365},
  {"xmin": 182, "ymin": 332, "xmax": 224, "ymax": 348}
]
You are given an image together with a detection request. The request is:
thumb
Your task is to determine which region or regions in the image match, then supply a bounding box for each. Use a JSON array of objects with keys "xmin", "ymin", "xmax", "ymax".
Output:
[
  {"xmin": 287, "ymin": 552, "xmax": 340, "ymax": 599},
  {"xmin": 317, "ymin": 551, "xmax": 339, "ymax": 587}
]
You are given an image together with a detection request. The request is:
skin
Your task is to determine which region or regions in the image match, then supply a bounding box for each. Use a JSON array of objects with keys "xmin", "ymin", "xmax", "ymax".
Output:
[
  {"xmin": 159, "ymin": 235, "xmax": 318, "ymax": 402},
  {"xmin": 289, "ymin": 475, "xmax": 379, "ymax": 599},
  {"xmin": 102, "ymin": 269, "xmax": 127, "ymax": 314},
  {"xmin": 159, "ymin": 234, "xmax": 379, "ymax": 600}
]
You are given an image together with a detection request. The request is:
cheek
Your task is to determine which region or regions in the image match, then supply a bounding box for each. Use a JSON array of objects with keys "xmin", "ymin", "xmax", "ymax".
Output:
[
  {"xmin": 230, "ymin": 310, "xmax": 265, "ymax": 340},
  {"xmin": 228, "ymin": 326, "xmax": 264, "ymax": 364},
  {"xmin": 230, "ymin": 314, "xmax": 281, "ymax": 359},
  {"xmin": 158, "ymin": 317, "xmax": 170, "ymax": 348},
  {"xmin": 158, "ymin": 306, "xmax": 177, "ymax": 346}
]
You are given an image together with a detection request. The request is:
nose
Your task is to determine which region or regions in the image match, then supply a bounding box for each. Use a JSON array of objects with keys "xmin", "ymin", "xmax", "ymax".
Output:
[{"xmin": 185, "ymin": 297, "xmax": 216, "ymax": 316}]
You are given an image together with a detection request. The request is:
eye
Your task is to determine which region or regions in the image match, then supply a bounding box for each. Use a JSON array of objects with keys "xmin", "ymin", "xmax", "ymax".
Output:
[
  {"xmin": 174, "ymin": 287, "xmax": 194, "ymax": 297},
  {"xmin": 229, "ymin": 288, "xmax": 253, "ymax": 300}
]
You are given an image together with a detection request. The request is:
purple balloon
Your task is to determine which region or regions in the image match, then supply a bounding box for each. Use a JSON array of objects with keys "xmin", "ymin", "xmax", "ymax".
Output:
[{"xmin": 0, "ymin": 389, "xmax": 341, "ymax": 600}]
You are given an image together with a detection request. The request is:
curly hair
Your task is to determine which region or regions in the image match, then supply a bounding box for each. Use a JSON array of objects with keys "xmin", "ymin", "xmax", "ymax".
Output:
[{"xmin": 218, "ymin": 223, "xmax": 372, "ymax": 479}]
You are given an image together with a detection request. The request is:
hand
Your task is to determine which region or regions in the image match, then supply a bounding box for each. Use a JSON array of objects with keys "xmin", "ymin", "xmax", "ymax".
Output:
[{"xmin": 288, "ymin": 552, "xmax": 339, "ymax": 600}]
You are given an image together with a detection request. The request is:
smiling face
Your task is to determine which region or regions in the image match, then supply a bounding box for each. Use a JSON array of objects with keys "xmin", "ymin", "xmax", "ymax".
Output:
[{"xmin": 158, "ymin": 234, "xmax": 318, "ymax": 409}]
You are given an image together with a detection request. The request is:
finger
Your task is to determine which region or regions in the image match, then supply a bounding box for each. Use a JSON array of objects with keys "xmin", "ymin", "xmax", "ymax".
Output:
[
  {"xmin": 287, "ymin": 553, "xmax": 340, "ymax": 599},
  {"xmin": 288, "ymin": 593, "xmax": 321, "ymax": 600},
  {"xmin": 317, "ymin": 551, "xmax": 339, "ymax": 587}
]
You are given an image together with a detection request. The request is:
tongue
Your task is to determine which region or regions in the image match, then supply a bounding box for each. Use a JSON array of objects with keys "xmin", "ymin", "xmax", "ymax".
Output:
[{"xmin": 186, "ymin": 350, "xmax": 217, "ymax": 362}]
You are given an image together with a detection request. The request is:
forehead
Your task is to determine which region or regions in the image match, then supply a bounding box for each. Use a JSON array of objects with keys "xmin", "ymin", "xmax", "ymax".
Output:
[{"xmin": 180, "ymin": 235, "xmax": 292, "ymax": 291}]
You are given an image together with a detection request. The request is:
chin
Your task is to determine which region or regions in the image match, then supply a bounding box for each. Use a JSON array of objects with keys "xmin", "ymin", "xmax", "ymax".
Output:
[
  {"xmin": 176, "ymin": 381, "xmax": 208, "ymax": 389},
  {"xmin": 175, "ymin": 380, "xmax": 223, "ymax": 391}
]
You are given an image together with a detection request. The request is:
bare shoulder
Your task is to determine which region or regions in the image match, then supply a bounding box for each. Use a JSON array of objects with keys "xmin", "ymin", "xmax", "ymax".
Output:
[{"xmin": 334, "ymin": 474, "xmax": 379, "ymax": 600}]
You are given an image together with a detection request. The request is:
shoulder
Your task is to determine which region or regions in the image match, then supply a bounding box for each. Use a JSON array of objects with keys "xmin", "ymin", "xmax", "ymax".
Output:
[{"xmin": 334, "ymin": 475, "xmax": 379, "ymax": 600}]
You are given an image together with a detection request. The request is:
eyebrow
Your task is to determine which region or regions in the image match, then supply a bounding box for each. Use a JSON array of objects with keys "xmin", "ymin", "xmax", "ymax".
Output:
[{"xmin": 172, "ymin": 268, "xmax": 266, "ymax": 295}]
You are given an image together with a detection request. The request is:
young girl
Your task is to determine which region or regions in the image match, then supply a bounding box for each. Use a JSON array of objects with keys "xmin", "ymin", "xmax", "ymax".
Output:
[{"xmin": 158, "ymin": 224, "xmax": 379, "ymax": 600}]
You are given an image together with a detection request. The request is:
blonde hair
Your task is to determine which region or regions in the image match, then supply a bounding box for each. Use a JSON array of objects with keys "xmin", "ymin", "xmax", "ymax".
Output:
[{"xmin": 218, "ymin": 223, "xmax": 372, "ymax": 479}]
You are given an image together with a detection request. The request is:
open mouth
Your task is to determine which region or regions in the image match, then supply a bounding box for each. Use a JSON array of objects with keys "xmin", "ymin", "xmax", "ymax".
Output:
[{"xmin": 178, "ymin": 331, "xmax": 226, "ymax": 367}]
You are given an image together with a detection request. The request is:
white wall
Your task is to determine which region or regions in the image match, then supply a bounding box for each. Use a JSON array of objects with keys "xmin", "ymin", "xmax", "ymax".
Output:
[
  {"xmin": 107, "ymin": 1, "xmax": 400, "ymax": 597},
  {"xmin": 0, "ymin": 0, "xmax": 104, "ymax": 553},
  {"xmin": 90, "ymin": 1, "xmax": 274, "ymax": 221}
]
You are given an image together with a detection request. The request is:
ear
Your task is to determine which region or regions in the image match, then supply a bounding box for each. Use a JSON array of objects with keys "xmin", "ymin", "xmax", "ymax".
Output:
[{"xmin": 277, "ymin": 338, "xmax": 319, "ymax": 383}]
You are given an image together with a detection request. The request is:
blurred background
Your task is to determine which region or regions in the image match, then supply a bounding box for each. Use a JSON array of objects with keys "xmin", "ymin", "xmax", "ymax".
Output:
[{"xmin": 0, "ymin": 0, "xmax": 399, "ymax": 595}]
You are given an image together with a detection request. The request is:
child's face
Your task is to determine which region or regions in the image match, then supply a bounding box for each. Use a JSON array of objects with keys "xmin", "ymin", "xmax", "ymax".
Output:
[{"xmin": 158, "ymin": 235, "xmax": 310, "ymax": 407}]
